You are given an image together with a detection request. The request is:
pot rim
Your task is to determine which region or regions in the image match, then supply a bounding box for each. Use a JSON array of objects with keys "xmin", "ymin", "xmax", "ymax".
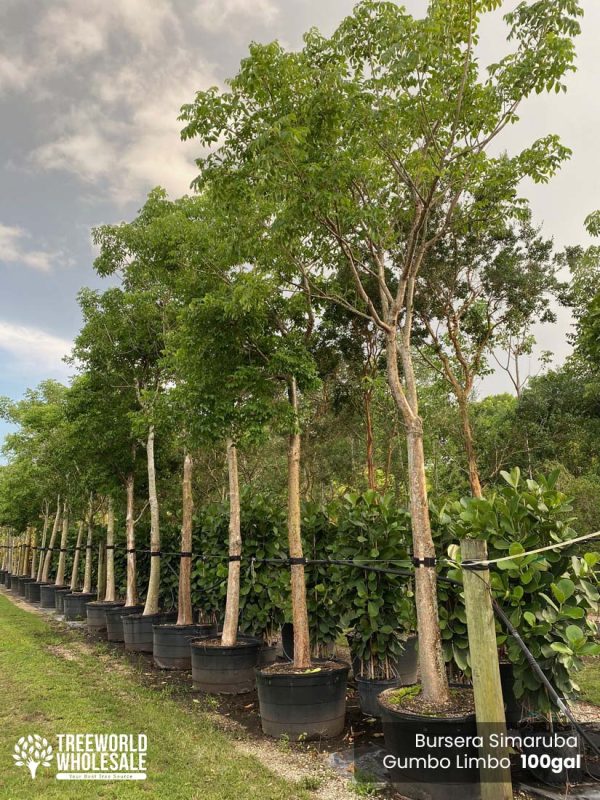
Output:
[{"xmin": 377, "ymin": 687, "xmax": 476, "ymax": 723}]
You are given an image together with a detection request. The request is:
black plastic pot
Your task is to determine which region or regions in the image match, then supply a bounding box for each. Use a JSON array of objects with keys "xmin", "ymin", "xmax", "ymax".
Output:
[
  {"xmin": 281, "ymin": 622, "xmax": 294, "ymax": 661},
  {"xmin": 356, "ymin": 675, "xmax": 403, "ymax": 718},
  {"xmin": 0, "ymin": 569, "xmax": 6, "ymax": 585},
  {"xmin": 10, "ymin": 575, "xmax": 22, "ymax": 593},
  {"xmin": 18, "ymin": 577, "xmax": 36, "ymax": 597},
  {"xmin": 191, "ymin": 636, "xmax": 261, "ymax": 693},
  {"xmin": 350, "ymin": 635, "xmax": 419, "ymax": 686},
  {"xmin": 40, "ymin": 583, "xmax": 67, "ymax": 608},
  {"xmin": 259, "ymin": 644, "xmax": 278, "ymax": 668},
  {"xmin": 256, "ymin": 660, "xmax": 349, "ymax": 739},
  {"xmin": 64, "ymin": 592, "xmax": 97, "ymax": 621},
  {"xmin": 5, "ymin": 573, "xmax": 12, "ymax": 589},
  {"xmin": 86, "ymin": 601, "xmax": 124, "ymax": 634},
  {"xmin": 105, "ymin": 604, "xmax": 145, "ymax": 642},
  {"xmin": 153, "ymin": 623, "xmax": 217, "ymax": 669},
  {"xmin": 123, "ymin": 611, "xmax": 177, "ymax": 652},
  {"xmin": 378, "ymin": 688, "xmax": 479, "ymax": 791},
  {"xmin": 520, "ymin": 727, "xmax": 583, "ymax": 786},
  {"xmin": 499, "ymin": 661, "xmax": 521, "ymax": 728},
  {"xmin": 25, "ymin": 581, "xmax": 44, "ymax": 603},
  {"xmin": 55, "ymin": 588, "xmax": 72, "ymax": 613}
]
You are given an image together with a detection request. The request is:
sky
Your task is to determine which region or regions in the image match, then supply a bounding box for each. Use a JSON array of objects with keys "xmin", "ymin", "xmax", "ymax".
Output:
[{"xmin": 0, "ymin": 0, "xmax": 599, "ymax": 452}]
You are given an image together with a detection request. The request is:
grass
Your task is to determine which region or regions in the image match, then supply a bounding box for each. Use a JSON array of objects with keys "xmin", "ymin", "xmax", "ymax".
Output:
[
  {"xmin": 578, "ymin": 656, "xmax": 600, "ymax": 706},
  {"xmin": 0, "ymin": 594, "xmax": 307, "ymax": 800}
]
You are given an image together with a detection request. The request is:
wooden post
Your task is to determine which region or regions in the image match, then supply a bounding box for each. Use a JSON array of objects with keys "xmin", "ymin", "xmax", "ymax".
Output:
[{"xmin": 461, "ymin": 538, "xmax": 512, "ymax": 800}]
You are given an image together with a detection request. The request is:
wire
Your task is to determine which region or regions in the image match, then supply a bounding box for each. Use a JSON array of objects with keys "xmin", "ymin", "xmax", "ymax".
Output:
[{"xmin": 460, "ymin": 531, "xmax": 600, "ymax": 568}]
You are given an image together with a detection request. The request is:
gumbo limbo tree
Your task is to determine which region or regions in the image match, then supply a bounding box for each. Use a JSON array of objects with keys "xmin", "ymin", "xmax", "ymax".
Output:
[
  {"xmin": 72, "ymin": 286, "xmax": 170, "ymax": 612},
  {"xmin": 181, "ymin": 0, "xmax": 582, "ymax": 703},
  {"xmin": 415, "ymin": 209, "xmax": 557, "ymax": 497}
]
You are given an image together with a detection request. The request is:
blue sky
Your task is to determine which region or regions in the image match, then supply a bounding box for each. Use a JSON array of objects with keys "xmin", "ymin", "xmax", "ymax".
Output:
[{"xmin": 1, "ymin": 0, "xmax": 599, "ymax": 454}]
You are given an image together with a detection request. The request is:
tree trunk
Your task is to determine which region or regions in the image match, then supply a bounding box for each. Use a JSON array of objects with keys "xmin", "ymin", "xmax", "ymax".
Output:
[
  {"xmin": 30, "ymin": 529, "xmax": 37, "ymax": 579},
  {"xmin": 41, "ymin": 498, "xmax": 61, "ymax": 583},
  {"xmin": 70, "ymin": 521, "xmax": 84, "ymax": 591},
  {"xmin": 457, "ymin": 393, "xmax": 483, "ymax": 498},
  {"xmin": 177, "ymin": 452, "xmax": 194, "ymax": 626},
  {"xmin": 36, "ymin": 503, "xmax": 50, "ymax": 582},
  {"xmin": 105, "ymin": 497, "xmax": 116, "ymax": 602},
  {"xmin": 97, "ymin": 541, "xmax": 106, "ymax": 599},
  {"xmin": 222, "ymin": 441, "xmax": 242, "ymax": 646},
  {"xmin": 144, "ymin": 425, "xmax": 161, "ymax": 615},
  {"xmin": 387, "ymin": 333, "xmax": 450, "ymax": 706},
  {"xmin": 364, "ymin": 387, "xmax": 376, "ymax": 490},
  {"xmin": 288, "ymin": 378, "xmax": 311, "ymax": 669},
  {"xmin": 125, "ymin": 473, "xmax": 138, "ymax": 606},
  {"xmin": 55, "ymin": 501, "xmax": 69, "ymax": 586},
  {"xmin": 83, "ymin": 501, "xmax": 93, "ymax": 594}
]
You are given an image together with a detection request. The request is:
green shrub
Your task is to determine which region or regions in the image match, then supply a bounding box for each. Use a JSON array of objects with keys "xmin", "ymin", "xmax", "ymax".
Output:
[{"xmin": 439, "ymin": 468, "xmax": 600, "ymax": 713}]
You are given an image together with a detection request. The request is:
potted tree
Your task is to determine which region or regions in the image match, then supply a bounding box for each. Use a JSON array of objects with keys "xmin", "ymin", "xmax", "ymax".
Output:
[
  {"xmin": 153, "ymin": 451, "xmax": 216, "ymax": 669},
  {"xmin": 180, "ymin": 0, "xmax": 583, "ymax": 769}
]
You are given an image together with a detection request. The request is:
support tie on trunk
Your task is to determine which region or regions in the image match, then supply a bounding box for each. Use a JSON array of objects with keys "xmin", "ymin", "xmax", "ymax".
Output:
[
  {"xmin": 411, "ymin": 556, "xmax": 437, "ymax": 568},
  {"xmin": 289, "ymin": 557, "xmax": 307, "ymax": 566},
  {"xmin": 228, "ymin": 555, "xmax": 241, "ymax": 562},
  {"xmin": 179, "ymin": 552, "xmax": 193, "ymax": 558}
]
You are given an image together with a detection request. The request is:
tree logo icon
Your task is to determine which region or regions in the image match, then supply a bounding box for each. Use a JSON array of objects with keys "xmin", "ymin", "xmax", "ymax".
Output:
[{"xmin": 13, "ymin": 734, "xmax": 53, "ymax": 779}]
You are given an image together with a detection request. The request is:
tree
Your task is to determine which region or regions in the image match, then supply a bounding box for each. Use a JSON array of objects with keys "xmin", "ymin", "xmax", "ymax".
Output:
[
  {"xmin": 415, "ymin": 210, "xmax": 556, "ymax": 496},
  {"xmin": 180, "ymin": 0, "xmax": 582, "ymax": 703}
]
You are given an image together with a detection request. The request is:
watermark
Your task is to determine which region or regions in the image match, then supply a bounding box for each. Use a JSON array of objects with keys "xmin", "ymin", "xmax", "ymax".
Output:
[{"xmin": 12, "ymin": 733, "xmax": 147, "ymax": 781}]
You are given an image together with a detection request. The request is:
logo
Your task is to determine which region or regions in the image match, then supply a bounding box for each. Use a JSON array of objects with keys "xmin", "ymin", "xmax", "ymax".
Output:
[
  {"xmin": 12, "ymin": 733, "xmax": 147, "ymax": 782},
  {"xmin": 13, "ymin": 734, "xmax": 54, "ymax": 779}
]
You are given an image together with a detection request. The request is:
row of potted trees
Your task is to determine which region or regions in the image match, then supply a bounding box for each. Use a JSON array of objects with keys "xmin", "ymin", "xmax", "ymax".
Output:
[{"xmin": 1, "ymin": 472, "xmax": 598, "ymax": 774}]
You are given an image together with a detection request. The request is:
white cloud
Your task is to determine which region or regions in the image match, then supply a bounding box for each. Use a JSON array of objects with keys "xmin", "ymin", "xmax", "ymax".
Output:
[
  {"xmin": 0, "ymin": 53, "xmax": 35, "ymax": 94},
  {"xmin": 26, "ymin": 3, "xmax": 216, "ymax": 204},
  {"xmin": 0, "ymin": 224, "xmax": 57, "ymax": 272},
  {"xmin": 195, "ymin": 0, "xmax": 279, "ymax": 31},
  {"xmin": 0, "ymin": 321, "xmax": 72, "ymax": 376},
  {"xmin": 36, "ymin": 0, "xmax": 181, "ymax": 63}
]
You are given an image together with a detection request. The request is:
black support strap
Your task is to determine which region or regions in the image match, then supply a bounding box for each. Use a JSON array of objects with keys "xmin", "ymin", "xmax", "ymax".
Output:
[
  {"xmin": 289, "ymin": 557, "xmax": 307, "ymax": 566},
  {"xmin": 126, "ymin": 548, "xmax": 136, "ymax": 554},
  {"xmin": 150, "ymin": 551, "xmax": 161, "ymax": 557},
  {"xmin": 228, "ymin": 555, "xmax": 241, "ymax": 562},
  {"xmin": 412, "ymin": 556, "xmax": 437, "ymax": 568},
  {"xmin": 179, "ymin": 551, "xmax": 193, "ymax": 558},
  {"xmin": 105, "ymin": 545, "xmax": 115, "ymax": 550}
]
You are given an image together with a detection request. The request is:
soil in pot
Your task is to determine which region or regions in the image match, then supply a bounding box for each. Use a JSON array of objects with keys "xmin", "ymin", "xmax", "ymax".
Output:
[
  {"xmin": 86, "ymin": 601, "xmax": 124, "ymax": 634},
  {"xmin": 105, "ymin": 605, "xmax": 145, "ymax": 642},
  {"xmin": 378, "ymin": 686, "xmax": 480, "ymax": 791},
  {"xmin": 55, "ymin": 587, "xmax": 73, "ymax": 613},
  {"xmin": 123, "ymin": 612, "xmax": 177, "ymax": 653},
  {"xmin": 40, "ymin": 583, "xmax": 67, "ymax": 609},
  {"xmin": 153, "ymin": 623, "xmax": 217, "ymax": 670},
  {"xmin": 256, "ymin": 659, "xmax": 350, "ymax": 740},
  {"xmin": 64, "ymin": 592, "xmax": 97, "ymax": 621}
]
